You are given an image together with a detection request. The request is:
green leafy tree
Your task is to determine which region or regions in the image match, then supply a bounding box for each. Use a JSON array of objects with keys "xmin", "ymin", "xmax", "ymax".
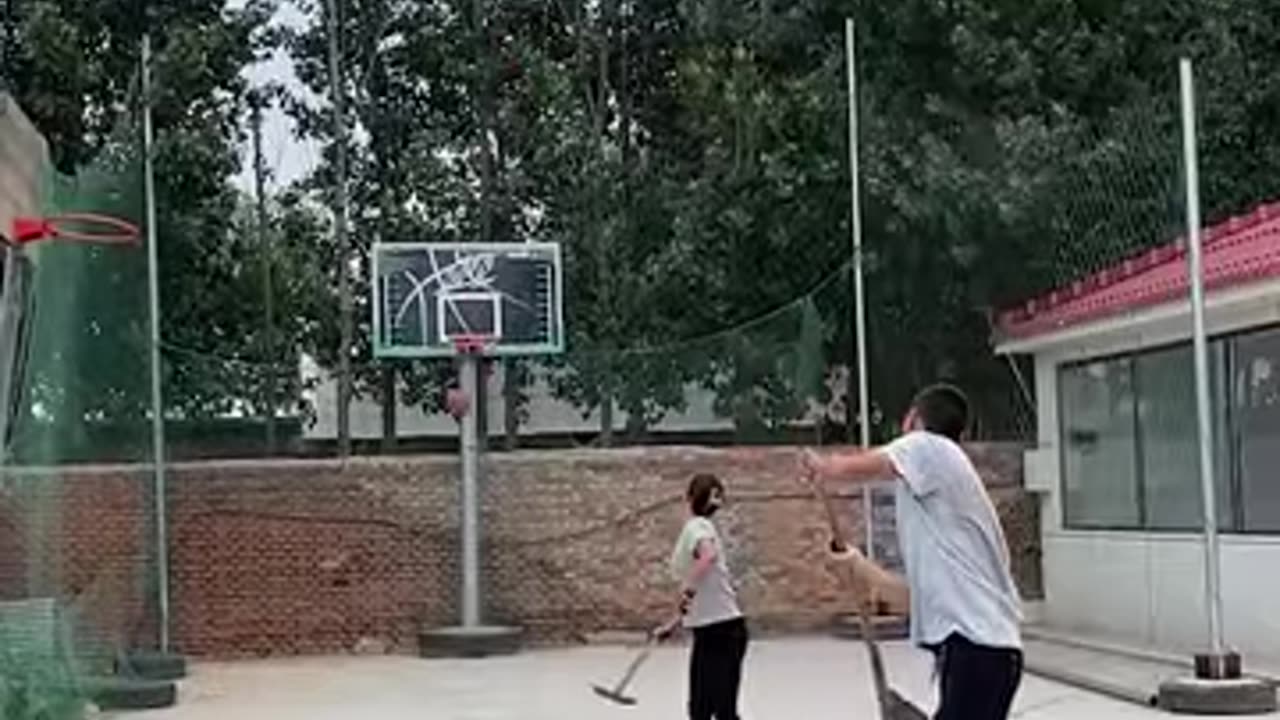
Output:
[{"xmin": 274, "ymin": 0, "xmax": 1280, "ymax": 449}]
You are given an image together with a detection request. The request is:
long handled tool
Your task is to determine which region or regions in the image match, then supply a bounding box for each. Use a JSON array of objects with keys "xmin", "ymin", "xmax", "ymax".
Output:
[
  {"xmin": 809, "ymin": 475, "xmax": 928, "ymax": 720},
  {"xmin": 590, "ymin": 615, "xmax": 682, "ymax": 706}
]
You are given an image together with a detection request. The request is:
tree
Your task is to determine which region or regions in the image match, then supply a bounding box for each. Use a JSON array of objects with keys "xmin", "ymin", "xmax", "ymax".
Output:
[
  {"xmin": 285, "ymin": 0, "xmax": 463, "ymax": 443},
  {"xmin": 278, "ymin": 0, "xmax": 1280, "ymax": 450}
]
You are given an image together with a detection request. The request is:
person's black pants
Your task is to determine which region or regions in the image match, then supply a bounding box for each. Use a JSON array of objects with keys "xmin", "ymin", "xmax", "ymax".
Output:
[
  {"xmin": 930, "ymin": 633, "xmax": 1023, "ymax": 720},
  {"xmin": 688, "ymin": 617, "xmax": 748, "ymax": 720}
]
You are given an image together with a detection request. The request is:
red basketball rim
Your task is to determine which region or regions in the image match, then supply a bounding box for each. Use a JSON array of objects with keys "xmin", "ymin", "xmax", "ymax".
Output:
[
  {"xmin": 10, "ymin": 213, "xmax": 141, "ymax": 246},
  {"xmin": 451, "ymin": 334, "xmax": 496, "ymax": 355}
]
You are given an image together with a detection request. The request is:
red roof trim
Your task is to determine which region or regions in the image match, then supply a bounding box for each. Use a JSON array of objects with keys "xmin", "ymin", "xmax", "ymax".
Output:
[{"xmin": 998, "ymin": 201, "xmax": 1280, "ymax": 341}]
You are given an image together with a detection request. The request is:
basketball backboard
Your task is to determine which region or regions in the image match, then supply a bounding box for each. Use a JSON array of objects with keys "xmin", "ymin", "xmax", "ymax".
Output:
[
  {"xmin": 371, "ymin": 242, "xmax": 564, "ymax": 358},
  {"xmin": 0, "ymin": 93, "xmax": 46, "ymax": 457},
  {"xmin": 0, "ymin": 93, "xmax": 48, "ymax": 243}
]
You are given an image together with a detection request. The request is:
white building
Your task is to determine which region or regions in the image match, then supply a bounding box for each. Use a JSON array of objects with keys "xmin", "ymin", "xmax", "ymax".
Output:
[
  {"xmin": 304, "ymin": 362, "xmax": 735, "ymax": 441},
  {"xmin": 304, "ymin": 357, "xmax": 846, "ymax": 442},
  {"xmin": 995, "ymin": 202, "xmax": 1280, "ymax": 660}
]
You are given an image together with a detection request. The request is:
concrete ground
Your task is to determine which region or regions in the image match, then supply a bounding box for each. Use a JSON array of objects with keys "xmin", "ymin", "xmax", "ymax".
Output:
[{"xmin": 118, "ymin": 638, "xmax": 1277, "ymax": 720}]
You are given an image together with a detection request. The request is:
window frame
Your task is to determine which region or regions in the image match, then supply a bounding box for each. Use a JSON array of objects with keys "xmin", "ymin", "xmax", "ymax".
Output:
[
  {"xmin": 1056, "ymin": 322, "xmax": 1280, "ymax": 535},
  {"xmin": 1057, "ymin": 353, "xmax": 1142, "ymax": 530},
  {"xmin": 1226, "ymin": 324, "xmax": 1280, "ymax": 534}
]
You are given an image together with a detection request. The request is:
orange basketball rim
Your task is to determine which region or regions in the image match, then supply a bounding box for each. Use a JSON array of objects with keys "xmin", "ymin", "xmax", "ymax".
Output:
[{"xmin": 8, "ymin": 213, "xmax": 141, "ymax": 246}]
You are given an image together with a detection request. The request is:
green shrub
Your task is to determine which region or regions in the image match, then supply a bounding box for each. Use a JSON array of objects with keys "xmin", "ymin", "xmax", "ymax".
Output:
[{"xmin": 0, "ymin": 637, "xmax": 84, "ymax": 720}]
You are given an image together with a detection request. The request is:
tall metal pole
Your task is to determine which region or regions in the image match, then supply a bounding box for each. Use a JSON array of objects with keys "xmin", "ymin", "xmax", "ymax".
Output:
[
  {"xmin": 846, "ymin": 19, "xmax": 875, "ymax": 562},
  {"xmin": 1180, "ymin": 58, "xmax": 1224, "ymax": 657},
  {"xmin": 325, "ymin": 0, "xmax": 354, "ymax": 457},
  {"xmin": 142, "ymin": 33, "xmax": 171, "ymax": 653},
  {"xmin": 250, "ymin": 96, "xmax": 277, "ymax": 454},
  {"xmin": 459, "ymin": 354, "xmax": 481, "ymax": 627}
]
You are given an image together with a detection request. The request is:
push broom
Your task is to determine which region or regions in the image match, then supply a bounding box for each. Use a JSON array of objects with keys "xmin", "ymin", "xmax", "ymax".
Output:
[{"xmin": 590, "ymin": 614, "xmax": 683, "ymax": 706}]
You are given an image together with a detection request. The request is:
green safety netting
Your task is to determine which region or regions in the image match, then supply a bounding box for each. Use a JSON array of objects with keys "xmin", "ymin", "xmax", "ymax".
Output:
[{"xmin": 2, "ymin": 112, "xmax": 162, "ymax": 716}]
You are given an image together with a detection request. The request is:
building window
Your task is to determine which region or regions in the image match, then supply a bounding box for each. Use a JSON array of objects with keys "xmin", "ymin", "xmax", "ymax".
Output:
[
  {"xmin": 1061, "ymin": 357, "xmax": 1140, "ymax": 529},
  {"xmin": 1232, "ymin": 327, "xmax": 1280, "ymax": 533},
  {"xmin": 1058, "ymin": 327, "xmax": 1273, "ymax": 533},
  {"xmin": 1134, "ymin": 344, "xmax": 1233, "ymax": 530}
]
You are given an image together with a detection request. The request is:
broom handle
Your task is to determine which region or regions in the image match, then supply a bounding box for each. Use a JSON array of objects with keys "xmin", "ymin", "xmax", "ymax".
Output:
[
  {"xmin": 811, "ymin": 474, "xmax": 910, "ymax": 612},
  {"xmin": 808, "ymin": 475, "xmax": 893, "ymax": 706},
  {"xmin": 613, "ymin": 614, "xmax": 681, "ymax": 693},
  {"xmin": 816, "ymin": 479, "xmax": 854, "ymax": 554},
  {"xmin": 612, "ymin": 646, "xmax": 652, "ymax": 692}
]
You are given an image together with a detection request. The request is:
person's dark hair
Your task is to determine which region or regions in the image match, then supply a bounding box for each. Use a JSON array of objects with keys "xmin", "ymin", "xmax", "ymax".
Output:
[
  {"xmin": 912, "ymin": 383, "xmax": 969, "ymax": 441},
  {"xmin": 687, "ymin": 473, "xmax": 725, "ymax": 517}
]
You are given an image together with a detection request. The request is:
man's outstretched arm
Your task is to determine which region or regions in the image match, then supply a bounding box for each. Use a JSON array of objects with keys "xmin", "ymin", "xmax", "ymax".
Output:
[
  {"xmin": 800, "ymin": 447, "xmax": 899, "ymax": 484},
  {"xmin": 797, "ymin": 448, "xmax": 910, "ymax": 614}
]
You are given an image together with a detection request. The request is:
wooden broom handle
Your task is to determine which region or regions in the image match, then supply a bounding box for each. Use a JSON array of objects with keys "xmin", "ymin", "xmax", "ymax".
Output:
[{"xmin": 807, "ymin": 472, "xmax": 910, "ymax": 614}]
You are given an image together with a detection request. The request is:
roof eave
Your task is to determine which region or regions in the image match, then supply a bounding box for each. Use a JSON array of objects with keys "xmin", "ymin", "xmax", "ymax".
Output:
[{"xmin": 994, "ymin": 276, "xmax": 1280, "ymax": 357}]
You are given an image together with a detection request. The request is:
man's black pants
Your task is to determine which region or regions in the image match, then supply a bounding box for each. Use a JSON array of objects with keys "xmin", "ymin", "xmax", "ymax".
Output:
[
  {"xmin": 688, "ymin": 617, "xmax": 748, "ymax": 720},
  {"xmin": 930, "ymin": 633, "xmax": 1023, "ymax": 720}
]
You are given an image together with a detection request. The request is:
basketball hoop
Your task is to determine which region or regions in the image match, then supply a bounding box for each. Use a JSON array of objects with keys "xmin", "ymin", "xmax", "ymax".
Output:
[
  {"xmin": 9, "ymin": 213, "xmax": 141, "ymax": 246},
  {"xmin": 451, "ymin": 334, "xmax": 494, "ymax": 357}
]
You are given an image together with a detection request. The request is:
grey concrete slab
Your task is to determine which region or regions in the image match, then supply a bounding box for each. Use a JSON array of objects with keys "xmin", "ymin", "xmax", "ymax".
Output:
[
  {"xmin": 1025, "ymin": 624, "xmax": 1280, "ymax": 682},
  {"xmin": 106, "ymin": 638, "xmax": 1278, "ymax": 720},
  {"xmin": 1024, "ymin": 637, "xmax": 1175, "ymax": 705}
]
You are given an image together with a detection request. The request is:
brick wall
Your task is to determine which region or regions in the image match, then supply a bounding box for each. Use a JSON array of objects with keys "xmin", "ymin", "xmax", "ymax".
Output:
[
  {"xmin": 0, "ymin": 470, "xmax": 155, "ymax": 666},
  {"xmin": 0, "ymin": 444, "xmax": 1036, "ymax": 659}
]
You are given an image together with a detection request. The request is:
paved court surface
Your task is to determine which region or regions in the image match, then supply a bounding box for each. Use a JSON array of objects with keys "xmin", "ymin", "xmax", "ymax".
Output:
[{"xmin": 117, "ymin": 637, "xmax": 1276, "ymax": 719}]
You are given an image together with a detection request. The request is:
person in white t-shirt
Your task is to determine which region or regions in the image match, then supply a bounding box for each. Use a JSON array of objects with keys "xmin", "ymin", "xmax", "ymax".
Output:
[
  {"xmin": 801, "ymin": 384, "xmax": 1023, "ymax": 720},
  {"xmin": 665, "ymin": 473, "xmax": 747, "ymax": 720}
]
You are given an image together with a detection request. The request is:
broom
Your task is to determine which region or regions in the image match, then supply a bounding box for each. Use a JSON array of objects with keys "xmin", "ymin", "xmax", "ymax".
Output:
[{"xmin": 807, "ymin": 472, "xmax": 929, "ymax": 720}]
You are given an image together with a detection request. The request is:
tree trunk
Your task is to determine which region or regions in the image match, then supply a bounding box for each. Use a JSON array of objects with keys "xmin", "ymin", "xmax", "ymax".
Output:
[
  {"xmin": 250, "ymin": 96, "xmax": 277, "ymax": 455},
  {"xmin": 619, "ymin": 3, "xmax": 633, "ymax": 191},
  {"xmin": 593, "ymin": 2, "xmax": 615, "ymax": 448},
  {"xmin": 378, "ymin": 159, "xmax": 398, "ymax": 451},
  {"xmin": 474, "ymin": 0, "xmax": 496, "ymax": 246},
  {"xmin": 325, "ymin": 0, "xmax": 354, "ymax": 457},
  {"xmin": 609, "ymin": 3, "xmax": 637, "ymax": 449},
  {"xmin": 502, "ymin": 360, "xmax": 520, "ymax": 450},
  {"xmin": 599, "ymin": 393, "xmax": 614, "ymax": 447},
  {"xmin": 380, "ymin": 365, "xmax": 397, "ymax": 452},
  {"xmin": 491, "ymin": 52, "xmax": 522, "ymax": 447},
  {"xmin": 471, "ymin": 0, "xmax": 496, "ymax": 449},
  {"xmin": 624, "ymin": 407, "xmax": 646, "ymax": 443}
]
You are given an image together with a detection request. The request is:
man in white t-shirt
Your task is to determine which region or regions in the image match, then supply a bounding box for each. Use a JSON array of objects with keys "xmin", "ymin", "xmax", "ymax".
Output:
[
  {"xmin": 667, "ymin": 473, "xmax": 747, "ymax": 720},
  {"xmin": 802, "ymin": 384, "xmax": 1023, "ymax": 720}
]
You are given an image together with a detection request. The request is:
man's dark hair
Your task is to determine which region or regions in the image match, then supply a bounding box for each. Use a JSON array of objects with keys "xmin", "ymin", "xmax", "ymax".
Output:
[
  {"xmin": 687, "ymin": 473, "xmax": 725, "ymax": 517},
  {"xmin": 912, "ymin": 383, "xmax": 970, "ymax": 441}
]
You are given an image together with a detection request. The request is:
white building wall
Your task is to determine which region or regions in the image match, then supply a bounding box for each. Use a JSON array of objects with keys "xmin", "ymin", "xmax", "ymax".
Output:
[
  {"xmin": 303, "ymin": 362, "xmax": 739, "ymax": 440},
  {"xmin": 1040, "ymin": 532, "xmax": 1280, "ymax": 659},
  {"xmin": 303, "ymin": 358, "xmax": 846, "ymax": 441},
  {"xmin": 1020, "ymin": 279, "xmax": 1280, "ymax": 661}
]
